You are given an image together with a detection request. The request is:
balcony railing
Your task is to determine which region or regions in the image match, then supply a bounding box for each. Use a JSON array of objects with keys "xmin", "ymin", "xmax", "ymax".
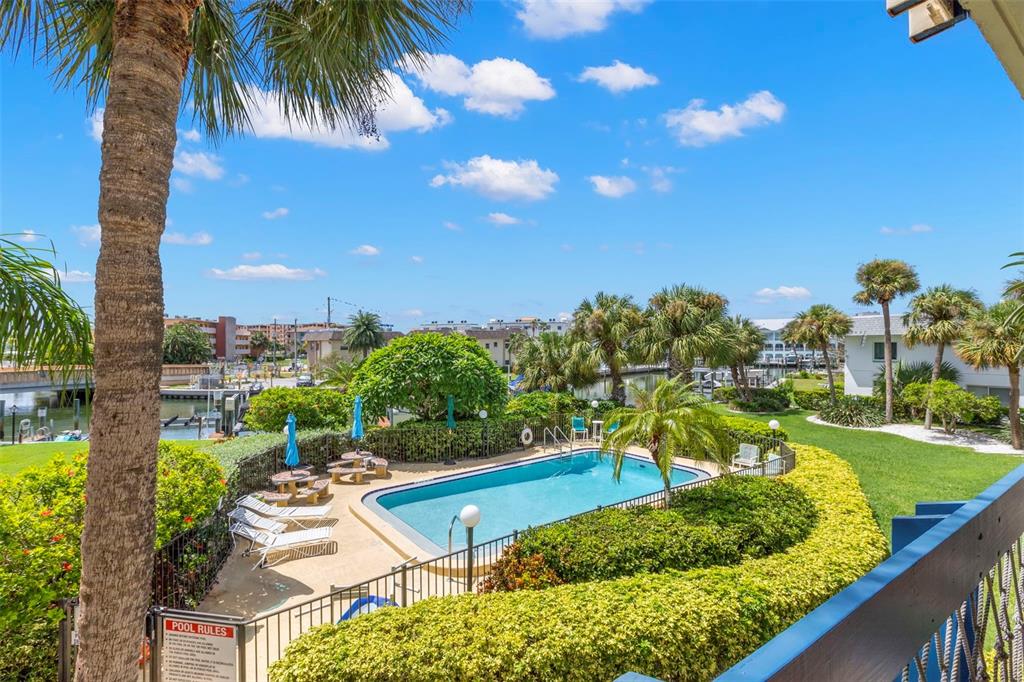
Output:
[{"xmin": 719, "ymin": 462, "xmax": 1024, "ymax": 681}]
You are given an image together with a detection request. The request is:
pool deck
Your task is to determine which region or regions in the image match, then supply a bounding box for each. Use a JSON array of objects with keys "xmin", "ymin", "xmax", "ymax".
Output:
[{"xmin": 200, "ymin": 444, "xmax": 724, "ymax": 619}]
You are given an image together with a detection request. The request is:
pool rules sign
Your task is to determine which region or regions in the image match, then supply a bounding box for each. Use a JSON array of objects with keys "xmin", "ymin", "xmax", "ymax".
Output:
[{"xmin": 161, "ymin": 617, "xmax": 238, "ymax": 682}]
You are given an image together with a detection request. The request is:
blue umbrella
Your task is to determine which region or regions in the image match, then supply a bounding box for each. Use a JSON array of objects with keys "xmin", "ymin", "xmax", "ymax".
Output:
[
  {"xmin": 446, "ymin": 395, "xmax": 456, "ymax": 430},
  {"xmin": 284, "ymin": 413, "xmax": 300, "ymax": 469},
  {"xmin": 351, "ymin": 396, "xmax": 365, "ymax": 449}
]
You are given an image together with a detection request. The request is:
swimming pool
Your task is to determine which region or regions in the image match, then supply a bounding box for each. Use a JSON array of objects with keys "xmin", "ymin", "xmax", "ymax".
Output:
[{"xmin": 363, "ymin": 451, "xmax": 708, "ymax": 554}]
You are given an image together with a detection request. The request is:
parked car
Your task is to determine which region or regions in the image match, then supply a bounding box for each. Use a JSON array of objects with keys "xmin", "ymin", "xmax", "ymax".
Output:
[{"xmin": 296, "ymin": 374, "xmax": 315, "ymax": 387}]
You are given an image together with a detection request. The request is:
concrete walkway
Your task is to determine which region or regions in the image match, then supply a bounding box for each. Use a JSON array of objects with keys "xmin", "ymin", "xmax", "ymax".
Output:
[{"xmin": 807, "ymin": 415, "xmax": 1022, "ymax": 455}]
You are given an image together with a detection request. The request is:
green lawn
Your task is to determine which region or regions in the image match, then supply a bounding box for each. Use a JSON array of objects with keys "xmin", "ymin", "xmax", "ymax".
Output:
[
  {"xmin": 728, "ymin": 408, "xmax": 1022, "ymax": 544},
  {"xmin": 0, "ymin": 439, "xmax": 205, "ymax": 476}
]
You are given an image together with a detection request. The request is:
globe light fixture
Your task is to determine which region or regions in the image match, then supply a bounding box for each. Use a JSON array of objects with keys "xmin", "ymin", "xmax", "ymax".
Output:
[
  {"xmin": 460, "ymin": 504, "xmax": 481, "ymax": 529},
  {"xmin": 768, "ymin": 419, "xmax": 781, "ymax": 432},
  {"xmin": 591, "ymin": 400, "xmax": 599, "ymax": 408},
  {"xmin": 478, "ymin": 409, "xmax": 488, "ymax": 419}
]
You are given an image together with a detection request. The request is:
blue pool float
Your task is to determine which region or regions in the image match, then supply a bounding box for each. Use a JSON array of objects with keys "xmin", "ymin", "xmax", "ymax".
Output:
[{"xmin": 338, "ymin": 595, "xmax": 397, "ymax": 622}]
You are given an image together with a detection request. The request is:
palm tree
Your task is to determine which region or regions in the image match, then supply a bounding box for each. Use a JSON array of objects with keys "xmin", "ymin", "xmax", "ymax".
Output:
[
  {"xmin": 956, "ymin": 301, "xmax": 1024, "ymax": 450},
  {"xmin": 1003, "ymin": 253, "xmax": 1024, "ymax": 326},
  {"xmin": 853, "ymin": 259, "xmax": 921, "ymax": 422},
  {"xmin": 636, "ymin": 284, "xmax": 729, "ymax": 382},
  {"xmin": 783, "ymin": 304, "xmax": 852, "ymax": 403},
  {"xmin": 318, "ymin": 358, "xmax": 360, "ymax": 392},
  {"xmin": 510, "ymin": 331, "xmax": 596, "ymax": 392},
  {"xmin": 249, "ymin": 330, "xmax": 270, "ymax": 359},
  {"xmin": 711, "ymin": 315, "xmax": 763, "ymax": 401},
  {"xmin": 601, "ymin": 377, "xmax": 732, "ymax": 501},
  {"xmin": 0, "ymin": 4, "xmax": 462, "ymax": 678},
  {"xmin": 345, "ymin": 310, "xmax": 385, "ymax": 359},
  {"xmin": 569, "ymin": 292, "xmax": 644, "ymax": 403},
  {"xmin": 0, "ymin": 237, "xmax": 92, "ymax": 372},
  {"xmin": 903, "ymin": 285, "xmax": 982, "ymax": 429}
]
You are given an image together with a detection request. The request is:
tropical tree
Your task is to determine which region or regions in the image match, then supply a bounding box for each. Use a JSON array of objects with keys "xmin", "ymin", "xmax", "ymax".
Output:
[
  {"xmin": 318, "ymin": 357, "xmax": 360, "ymax": 392},
  {"xmin": 956, "ymin": 301, "xmax": 1024, "ymax": 450},
  {"xmin": 706, "ymin": 315, "xmax": 763, "ymax": 400},
  {"xmin": 783, "ymin": 304, "xmax": 852, "ymax": 403},
  {"xmin": 345, "ymin": 310, "xmax": 386, "ymax": 358},
  {"xmin": 903, "ymin": 285, "xmax": 982, "ymax": 429},
  {"xmin": 0, "ymin": 237, "xmax": 92, "ymax": 371},
  {"xmin": 853, "ymin": 259, "xmax": 921, "ymax": 422},
  {"xmin": 510, "ymin": 331, "xmax": 596, "ymax": 392},
  {"xmin": 1004, "ymin": 252, "xmax": 1024, "ymax": 326},
  {"xmin": 569, "ymin": 292, "xmax": 644, "ymax": 403},
  {"xmin": 0, "ymin": 3, "xmax": 463, "ymax": 678},
  {"xmin": 162, "ymin": 322, "xmax": 211, "ymax": 364},
  {"xmin": 248, "ymin": 330, "xmax": 270, "ymax": 359},
  {"xmin": 871, "ymin": 360, "xmax": 961, "ymax": 399},
  {"xmin": 635, "ymin": 284, "xmax": 729, "ymax": 382},
  {"xmin": 601, "ymin": 377, "xmax": 732, "ymax": 501}
]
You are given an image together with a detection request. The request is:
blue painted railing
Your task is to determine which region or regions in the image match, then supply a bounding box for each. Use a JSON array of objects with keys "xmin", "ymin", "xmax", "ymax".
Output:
[{"xmin": 719, "ymin": 462, "xmax": 1024, "ymax": 681}]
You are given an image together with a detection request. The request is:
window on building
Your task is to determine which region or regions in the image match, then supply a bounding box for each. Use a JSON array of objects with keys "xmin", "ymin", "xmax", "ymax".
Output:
[{"xmin": 873, "ymin": 342, "xmax": 897, "ymax": 361}]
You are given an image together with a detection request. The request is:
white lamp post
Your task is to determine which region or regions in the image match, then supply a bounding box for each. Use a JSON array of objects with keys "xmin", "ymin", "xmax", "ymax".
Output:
[
  {"xmin": 591, "ymin": 400, "xmax": 599, "ymax": 408},
  {"xmin": 460, "ymin": 504, "xmax": 481, "ymax": 589},
  {"xmin": 768, "ymin": 419, "xmax": 780, "ymax": 433}
]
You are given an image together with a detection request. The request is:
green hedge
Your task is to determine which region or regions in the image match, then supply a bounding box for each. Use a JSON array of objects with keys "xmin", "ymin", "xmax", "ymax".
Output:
[
  {"xmin": 792, "ymin": 388, "xmax": 831, "ymax": 411},
  {"xmin": 483, "ymin": 477, "xmax": 815, "ymax": 588},
  {"xmin": 720, "ymin": 414, "xmax": 790, "ymax": 441},
  {"xmin": 0, "ymin": 443, "xmax": 226, "ymax": 681},
  {"xmin": 245, "ymin": 387, "xmax": 348, "ymax": 432},
  {"xmin": 270, "ymin": 444, "xmax": 887, "ymax": 681}
]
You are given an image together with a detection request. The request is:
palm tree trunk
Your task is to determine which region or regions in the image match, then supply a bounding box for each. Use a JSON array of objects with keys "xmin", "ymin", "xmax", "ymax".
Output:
[
  {"xmin": 881, "ymin": 301, "xmax": 895, "ymax": 423},
  {"xmin": 1009, "ymin": 364, "xmax": 1022, "ymax": 451},
  {"xmin": 729, "ymin": 365, "xmax": 741, "ymax": 400},
  {"xmin": 668, "ymin": 352, "xmax": 688, "ymax": 381},
  {"xmin": 924, "ymin": 343, "xmax": 945, "ymax": 430},
  {"xmin": 75, "ymin": 3, "xmax": 195, "ymax": 681},
  {"xmin": 610, "ymin": 363, "xmax": 626, "ymax": 403},
  {"xmin": 821, "ymin": 344, "xmax": 837, "ymax": 402}
]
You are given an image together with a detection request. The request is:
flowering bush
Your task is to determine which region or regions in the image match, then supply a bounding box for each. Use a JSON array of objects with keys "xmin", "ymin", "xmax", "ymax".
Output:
[{"xmin": 0, "ymin": 442, "xmax": 225, "ymax": 681}]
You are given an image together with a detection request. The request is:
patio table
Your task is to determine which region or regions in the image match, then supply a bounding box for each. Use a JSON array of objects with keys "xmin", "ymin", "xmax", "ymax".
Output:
[
  {"xmin": 327, "ymin": 451, "xmax": 373, "ymax": 468},
  {"xmin": 270, "ymin": 470, "xmax": 316, "ymax": 495}
]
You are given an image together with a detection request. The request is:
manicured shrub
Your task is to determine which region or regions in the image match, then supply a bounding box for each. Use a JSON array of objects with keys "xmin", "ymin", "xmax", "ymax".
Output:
[
  {"xmin": 730, "ymin": 387, "xmax": 791, "ymax": 413},
  {"xmin": 818, "ymin": 395, "xmax": 885, "ymax": 427},
  {"xmin": 712, "ymin": 386, "xmax": 738, "ymax": 403},
  {"xmin": 0, "ymin": 443, "xmax": 225, "ymax": 681},
  {"xmin": 346, "ymin": 333, "xmax": 508, "ymax": 422},
  {"xmin": 269, "ymin": 445, "xmax": 887, "ymax": 682},
  {"xmin": 504, "ymin": 391, "xmax": 584, "ymax": 422},
  {"xmin": 366, "ymin": 419, "xmax": 521, "ymax": 462},
  {"xmin": 245, "ymin": 387, "xmax": 348, "ymax": 432},
  {"xmin": 720, "ymin": 414, "xmax": 790, "ymax": 441},
  {"xmin": 484, "ymin": 477, "xmax": 815, "ymax": 589},
  {"xmin": 792, "ymin": 388, "xmax": 831, "ymax": 411},
  {"xmin": 479, "ymin": 551, "xmax": 563, "ymax": 593}
]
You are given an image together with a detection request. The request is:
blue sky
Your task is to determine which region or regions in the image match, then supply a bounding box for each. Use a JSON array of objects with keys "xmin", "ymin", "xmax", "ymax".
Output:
[{"xmin": 2, "ymin": 1, "xmax": 1022, "ymax": 330}]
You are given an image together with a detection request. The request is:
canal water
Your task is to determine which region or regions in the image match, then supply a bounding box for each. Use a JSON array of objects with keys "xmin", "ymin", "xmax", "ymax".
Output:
[{"xmin": 0, "ymin": 389, "xmax": 220, "ymax": 440}]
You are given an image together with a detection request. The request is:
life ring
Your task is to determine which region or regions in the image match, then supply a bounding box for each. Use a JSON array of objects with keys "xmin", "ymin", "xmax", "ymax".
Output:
[{"xmin": 520, "ymin": 427, "xmax": 534, "ymax": 446}]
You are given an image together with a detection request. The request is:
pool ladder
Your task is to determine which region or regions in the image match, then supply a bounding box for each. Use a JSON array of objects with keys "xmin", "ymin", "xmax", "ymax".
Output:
[{"xmin": 543, "ymin": 426, "xmax": 572, "ymax": 456}]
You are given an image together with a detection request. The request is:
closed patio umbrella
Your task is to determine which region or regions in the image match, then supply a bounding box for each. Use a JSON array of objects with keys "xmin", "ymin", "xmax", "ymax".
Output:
[
  {"xmin": 284, "ymin": 412, "xmax": 300, "ymax": 469},
  {"xmin": 352, "ymin": 395, "xmax": 364, "ymax": 452}
]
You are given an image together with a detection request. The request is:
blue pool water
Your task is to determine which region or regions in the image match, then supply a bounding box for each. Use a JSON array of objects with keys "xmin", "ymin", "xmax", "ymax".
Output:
[{"xmin": 366, "ymin": 451, "xmax": 705, "ymax": 552}]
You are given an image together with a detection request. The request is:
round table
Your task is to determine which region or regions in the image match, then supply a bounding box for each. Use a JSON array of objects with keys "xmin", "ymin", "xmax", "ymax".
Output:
[
  {"xmin": 270, "ymin": 470, "xmax": 315, "ymax": 495},
  {"xmin": 328, "ymin": 451, "xmax": 372, "ymax": 468}
]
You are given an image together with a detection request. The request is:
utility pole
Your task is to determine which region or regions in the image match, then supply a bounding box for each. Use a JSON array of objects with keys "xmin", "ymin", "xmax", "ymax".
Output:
[
  {"xmin": 293, "ymin": 318, "xmax": 299, "ymax": 371},
  {"xmin": 326, "ymin": 297, "xmax": 332, "ymax": 326},
  {"xmin": 271, "ymin": 318, "xmax": 276, "ymax": 387}
]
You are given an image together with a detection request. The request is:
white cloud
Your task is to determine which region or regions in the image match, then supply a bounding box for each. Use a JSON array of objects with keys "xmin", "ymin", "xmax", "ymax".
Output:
[
  {"xmin": 410, "ymin": 255, "xmax": 424, "ymax": 264},
  {"xmin": 173, "ymin": 151, "xmax": 225, "ymax": 180},
  {"xmin": 89, "ymin": 109, "xmax": 103, "ymax": 142},
  {"xmin": 17, "ymin": 229, "xmax": 39, "ymax": 243},
  {"xmin": 208, "ymin": 264, "xmax": 325, "ymax": 281},
  {"xmin": 431, "ymin": 155, "xmax": 558, "ymax": 201},
  {"xmin": 242, "ymin": 251, "xmax": 262, "ymax": 261},
  {"xmin": 486, "ymin": 212, "xmax": 521, "ymax": 225},
  {"xmin": 443, "ymin": 221, "xmax": 461, "ymax": 231},
  {"xmin": 350, "ymin": 244, "xmax": 381, "ymax": 256},
  {"xmin": 588, "ymin": 175, "xmax": 637, "ymax": 198},
  {"xmin": 664, "ymin": 90, "xmax": 786, "ymax": 147},
  {"xmin": 59, "ymin": 270, "xmax": 94, "ymax": 284},
  {"xmin": 402, "ymin": 308, "xmax": 424, "ymax": 317},
  {"xmin": 516, "ymin": 0, "xmax": 650, "ymax": 39},
  {"xmin": 246, "ymin": 72, "xmax": 449, "ymax": 150},
  {"xmin": 181, "ymin": 128, "xmax": 201, "ymax": 142},
  {"xmin": 881, "ymin": 223, "xmax": 934, "ymax": 235},
  {"xmin": 579, "ymin": 60, "xmax": 658, "ymax": 93},
  {"xmin": 162, "ymin": 231, "xmax": 213, "ymax": 246},
  {"xmin": 644, "ymin": 165, "xmax": 681, "ymax": 193},
  {"xmin": 71, "ymin": 224, "xmax": 101, "ymax": 245},
  {"xmin": 262, "ymin": 207, "xmax": 289, "ymax": 220},
  {"xmin": 754, "ymin": 285, "xmax": 812, "ymax": 303},
  {"xmin": 400, "ymin": 54, "xmax": 555, "ymax": 118},
  {"xmin": 171, "ymin": 177, "xmax": 193, "ymax": 193}
]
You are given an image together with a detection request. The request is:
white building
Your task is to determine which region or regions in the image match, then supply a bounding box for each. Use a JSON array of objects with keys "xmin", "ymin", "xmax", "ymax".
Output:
[
  {"xmin": 843, "ymin": 314, "xmax": 1021, "ymax": 406},
  {"xmin": 752, "ymin": 319, "xmax": 839, "ymax": 368}
]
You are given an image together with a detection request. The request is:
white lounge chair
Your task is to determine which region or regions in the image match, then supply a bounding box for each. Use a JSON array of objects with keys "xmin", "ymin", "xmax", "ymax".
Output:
[
  {"xmin": 237, "ymin": 494, "xmax": 332, "ymax": 527},
  {"xmin": 230, "ymin": 522, "xmax": 336, "ymax": 569},
  {"xmin": 228, "ymin": 507, "xmax": 287, "ymax": 534},
  {"xmin": 732, "ymin": 443, "xmax": 761, "ymax": 468}
]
